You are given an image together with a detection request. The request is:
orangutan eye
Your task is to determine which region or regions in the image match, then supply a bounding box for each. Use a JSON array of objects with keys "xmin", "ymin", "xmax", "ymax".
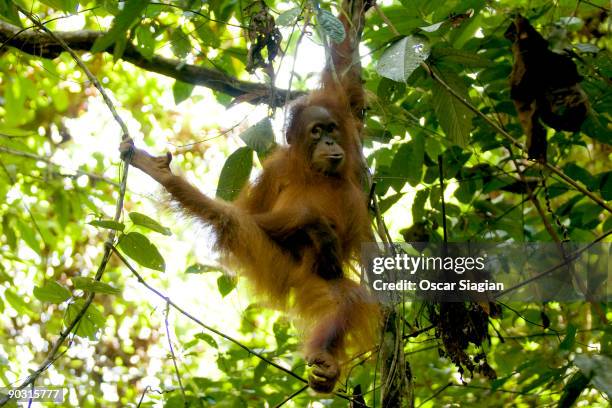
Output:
[{"xmin": 311, "ymin": 125, "xmax": 322, "ymax": 138}]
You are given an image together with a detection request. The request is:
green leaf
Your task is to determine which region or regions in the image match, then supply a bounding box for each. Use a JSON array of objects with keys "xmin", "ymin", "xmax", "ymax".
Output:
[
  {"xmin": 217, "ymin": 274, "xmax": 237, "ymax": 297},
  {"xmin": 173, "ymin": 80, "xmax": 195, "ymax": 105},
  {"xmin": 5, "ymin": 289, "xmax": 33, "ymax": 316},
  {"xmin": 0, "ymin": 0, "xmax": 22, "ymax": 27},
  {"xmin": 40, "ymin": 0, "xmax": 78, "ymax": 12},
  {"xmin": 377, "ymin": 35, "xmax": 430, "ymax": 82},
  {"xmin": 559, "ymin": 324, "xmax": 577, "ymax": 350},
  {"xmin": 432, "ymin": 47, "xmax": 492, "ymax": 67},
  {"xmin": 33, "ymin": 281, "xmax": 71, "ymax": 304},
  {"xmin": 390, "ymin": 133, "xmax": 425, "ymax": 189},
  {"xmin": 277, "ymin": 7, "xmax": 301, "ymax": 26},
  {"xmin": 91, "ymin": 0, "xmax": 150, "ymax": 54},
  {"xmin": 16, "ymin": 218, "xmax": 41, "ymax": 254},
  {"xmin": 89, "ymin": 219, "xmax": 126, "ymax": 231},
  {"xmin": 432, "ymin": 68, "xmax": 474, "ymax": 147},
  {"xmin": 412, "ymin": 188, "xmax": 429, "ymax": 222},
  {"xmin": 239, "ymin": 118, "xmax": 276, "ymax": 159},
  {"xmin": 420, "ymin": 21, "xmax": 445, "ymax": 32},
  {"xmin": 317, "ymin": 9, "xmax": 345, "ymax": 43},
  {"xmin": 135, "ymin": 24, "xmax": 156, "ymax": 60},
  {"xmin": 65, "ymin": 299, "xmax": 106, "ymax": 340},
  {"xmin": 185, "ymin": 264, "xmax": 221, "ymax": 274},
  {"xmin": 170, "ymin": 27, "xmax": 191, "ymax": 58},
  {"xmin": 195, "ymin": 332, "xmax": 218, "ymax": 348},
  {"xmin": 129, "ymin": 212, "xmax": 171, "ymax": 236},
  {"xmin": 2, "ymin": 215, "xmax": 17, "ymax": 251},
  {"xmin": 597, "ymin": 171, "xmax": 612, "ymax": 200},
  {"xmin": 558, "ymin": 16, "xmax": 583, "ymax": 31},
  {"xmin": 118, "ymin": 232, "xmax": 166, "ymax": 272},
  {"xmin": 558, "ymin": 372, "xmax": 590, "ymax": 407},
  {"xmin": 216, "ymin": 147, "xmax": 253, "ymax": 201},
  {"xmin": 72, "ymin": 277, "xmax": 121, "ymax": 295},
  {"xmin": 563, "ymin": 164, "xmax": 596, "ymax": 190},
  {"xmin": 574, "ymin": 354, "xmax": 612, "ymax": 398},
  {"xmin": 253, "ymin": 360, "xmax": 267, "ymax": 382}
]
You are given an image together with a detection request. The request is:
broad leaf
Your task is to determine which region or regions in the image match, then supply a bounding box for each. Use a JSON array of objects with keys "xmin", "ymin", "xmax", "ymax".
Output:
[
  {"xmin": 173, "ymin": 80, "xmax": 195, "ymax": 105},
  {"xmin": 91, "ymin": 0, "xmax": 150, "ymax": 54},
  {"xmin": 16, "ymin": 218, "xmax": 41, "ymax": 254},
  {"xmin": 185, "ymin": 264, "xmax": 221, "ymax": 274},
  {"xmin": 195, "ymin": 332, "xmax": 218, "ymax": 348},
  {"xmin": 574, "ymin": 354, "xmax": 612, "ymax": 398},
  {"xmin": 239, "ymin": 118, "xmax": 276, "ymax": 159},
  {"xmin": 277, "ymin": 7, "xmax": 301, "ymax": 26},
  {"xmin": 217, "ymin": 274, "xmax": 237, "ymax": 297},
  {"xmin": 377, "ymin": 35, "xmax": 430, "ymax": 82},
  {"xmin": 65, "ymin": 299, "xmax": 106, "ymax": 340},
  {"xmin": 73, "ymin": 277, "xmax": 121, "ymax": 295},
  {"xmin": 216, "ymin": 147, "xmax": 253, "ymax": 201},
  {"xmin": 89, "ymin": 219, "xmax": 126, "ymax": 231},
  {"xmin": 390, "ymin": 133, "xmax": 425, "ymax": 189},
  {"xmin": 317, "ymin": 10, "xmax": 345, "ymax": 43},
  {"xmin": 432, "ymin": 68, "xmax": 474, "ymax": 147},
  {"xmin": 118, "ymin": 232, "xmax": 166, "ymax": 272},
  {"xmin": 33, "ymin": 281, "xmax": 71, "ymax": 304},
  {"xmin": 129, "ymin": 212, "xmax": 171, "ymax": 236},
  {"xmin": 432, "ymin": 47, "xmax": 492, "ymax": 67}
]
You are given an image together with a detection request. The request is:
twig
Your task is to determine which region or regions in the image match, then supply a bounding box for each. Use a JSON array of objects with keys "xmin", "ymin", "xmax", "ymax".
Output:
[
  {"xmin": 0, "ymin": 19, "xmax": 303, "ymax": 107},
  {"xmin": 0, "ymin": 8, "xmax": 133, "ymax": 406},
  {"xmin": 424, "ymin": 62, "xmax": 612, "ymax": 214},
  {"xmin": 164, "ymin": 303, "xmax": 187, "ymax": 406},
  {"xmin": 373, "ymin": 3, "xmax": 399, "ymax": 36},
  {"xmin": 18, "ymin": 6, "xmax": 129, "ymax": 139},
  {"xmin": 493, "ymin": 229, "xmax": 612, "ymax": 301},
  {"xmin": 416, "ymin": 382, "xmax": 452, "ymax": 408},
  {"xmin": 437, "ymin": 155, "xmax": 448, "ymax": 244},
  {"xmin": 111, "ymin": 246, "xmax": 368, "ymax": 402},
  {"xmin": 274, "ymin": 385, "xmax": 308, "ymax": 408},
  {"xmin": 110, "ymin": 246, "xmax": 308, "ymax": 384},
  {"xmin": 283, "ymin": 13, "xmax": 310, "ymax": 111},
  {"xmin": 0, "ymin": 146, "xmax": 119, "ymax": 186},
  {"xmin": 402, "ymin": 324, "xmax": 435, "ymax": 341}
]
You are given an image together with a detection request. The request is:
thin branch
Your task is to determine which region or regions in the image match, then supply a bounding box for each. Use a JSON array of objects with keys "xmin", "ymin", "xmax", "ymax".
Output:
[
  {"xmin": 18, "ymin": 7, "xmax": 129, "ymax": 139},
  {"xmin": 438, "ymin": 155, "xmax": 448, "ymax": 244},
  {"xmin": 421, "ymin": 62, "xmax": 612, "ymax": 213},
  {"xmin": 110, "ymin": 246, "xmax": 309, "ymax": 385},
  {"xmin": 402, "ymin": 324, "xmax": 435, "ymax": 341},
  {"xmin": 373, "ymin": 3, "xmax": 399, "ymax": 36},
  {"xmin": 0, "ymin": 146, "xmax": 119, "ymax": 186},
  {"xmin": 111, "ymin": 246, "xmax": 366, "ymax": 403},
  {"xmin": 416, "ymin": 382, "xmax": 452, "ymax": 408},
  {"xmin": 148, "ymin": 2, "xmax": 247, "ymax": 28},
  {"xmin": 494, "ymin": 229, "xmax": 612, "ymax": 302},
  {"xmin": 0, "ymin": 8, "xmax": 133, "ymax": 405},
  {"xmin": 0, "ymin": 19, "xmax": 303, "ymax": 107},
  {"xmin": 164, "ymin": 303, "xmax": 187, "ymax": 407},
  {"xmin": 424, "ymin": 62, "xmax": 612, "ymax": 214},
  {"xmin": 274, "ymin": 385, "xmax": 308, "ymax": 408}
]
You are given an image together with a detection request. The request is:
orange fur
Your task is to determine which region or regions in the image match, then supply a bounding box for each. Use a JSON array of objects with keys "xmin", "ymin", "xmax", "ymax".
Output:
[{"xmin": 120, "ymin": 9, "xmax": 379, "ymax": 391}]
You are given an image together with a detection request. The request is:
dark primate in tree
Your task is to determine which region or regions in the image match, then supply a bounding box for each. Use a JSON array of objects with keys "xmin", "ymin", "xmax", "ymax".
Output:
[{"xmin": 505, "ymin": 14, "xmax": 589, "ymax": 162}]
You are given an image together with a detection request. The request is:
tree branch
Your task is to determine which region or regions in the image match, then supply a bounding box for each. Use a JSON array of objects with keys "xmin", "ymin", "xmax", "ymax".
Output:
[
  {"xmin": 109, "ymin": 246, "xmax": 309, "ymax": 385},
  {"xmin": 424, "ymin": 62, "xmax": 612, "ymax": 214},
  {"xmin": 0, "ymin": 10, "xmax": 133, "ymax": 404},
  {"xmin": 0, "ymin": 20, "xmax": 303, "ymax": 107},
  {"xmin": 0, "ymin": 146, "xmax": 119, "ymax": 186}
]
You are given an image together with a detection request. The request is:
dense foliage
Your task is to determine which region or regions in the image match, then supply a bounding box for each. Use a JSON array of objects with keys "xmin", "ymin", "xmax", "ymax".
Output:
[{"xmin": 0, "ymin": 0, "xmax": 610, "ymax": 407}]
